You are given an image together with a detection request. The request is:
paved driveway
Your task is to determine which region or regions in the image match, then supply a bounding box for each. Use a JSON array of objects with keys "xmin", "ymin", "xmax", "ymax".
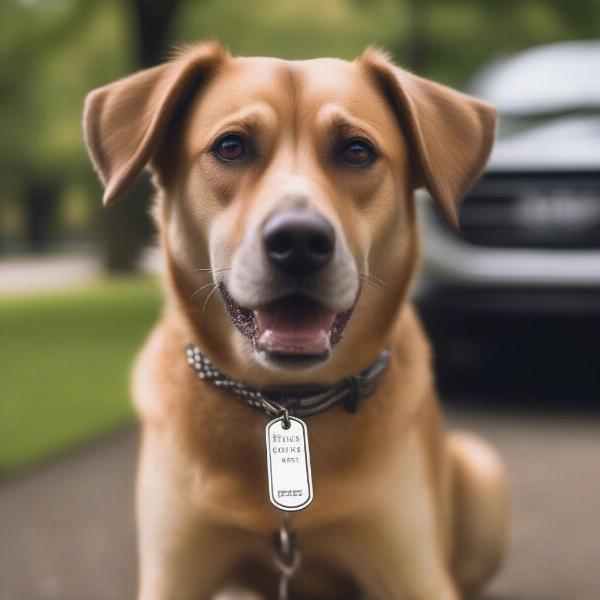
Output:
[{"xmin": 1, "ymin": 407, "xmax": 599, "ymax": 600}]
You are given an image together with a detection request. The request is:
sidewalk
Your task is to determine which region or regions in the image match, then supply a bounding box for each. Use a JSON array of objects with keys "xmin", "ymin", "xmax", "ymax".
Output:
[
  {"xmin": 0, "ymin": 249, "xmax": 160, "ymax": 295},
  {"xmin": 1, "ymin": 406, "xmax": 599, "ymax": 599},
  {"xmin": 0, "ymin": 253, "xmax": 102, "ymax": 295},
  {"xmin": 0, "ymin": 430, "xmax": 137, "ymax": 600}
]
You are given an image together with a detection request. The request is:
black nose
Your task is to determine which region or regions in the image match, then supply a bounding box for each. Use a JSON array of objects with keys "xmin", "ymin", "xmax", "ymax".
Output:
[{"xmin": 263, "ymin": 210, "xmax": 335, "ymax": 276}]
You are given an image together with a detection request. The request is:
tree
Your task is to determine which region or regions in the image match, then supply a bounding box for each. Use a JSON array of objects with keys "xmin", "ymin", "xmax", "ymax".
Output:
[
  {"xmin": 102, "ymin": 0, "xmax": 184, "ymax": 272},
  {"xmin": 0, "ymin": 0, "xmax": 98, "ymax": 253}
]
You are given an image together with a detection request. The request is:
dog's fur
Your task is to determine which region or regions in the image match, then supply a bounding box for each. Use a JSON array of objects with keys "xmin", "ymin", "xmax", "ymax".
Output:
[{"xmin": 83, "ymin": 42, "xmax": 509, "ymax": 600}]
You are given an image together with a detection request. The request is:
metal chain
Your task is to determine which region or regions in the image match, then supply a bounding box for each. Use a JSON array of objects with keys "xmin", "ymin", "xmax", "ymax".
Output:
[{"xmin": 273, "ymin": 511, "xmax": 301, "ymax": 600}]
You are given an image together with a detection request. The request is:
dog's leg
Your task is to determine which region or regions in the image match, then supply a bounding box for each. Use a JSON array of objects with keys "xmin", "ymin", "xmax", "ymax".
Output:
[
  {"xmin": 304, "ymin": 512, "xmax": 460, "ymax": 600},
  {"xmin": 137, "ymin": 518, "xmax": 240, "ymax": 600},
  {"xmin": 137, "ymin": 501, "xmax": 244, "ymax": 600},
  {"xmin": 212, "ymin": 586, "xmax": 267, "ymax": 600},
  {"xmin": 136, "ymin": 434, "xmax": 265, "ymax": 600},
  {"xmin": 358, "ymin": 535, "xmax": 460, "ymax": 600},
  {"xmin": 448, "ymin": 432, "xmax": 510, "ymax": 597}
]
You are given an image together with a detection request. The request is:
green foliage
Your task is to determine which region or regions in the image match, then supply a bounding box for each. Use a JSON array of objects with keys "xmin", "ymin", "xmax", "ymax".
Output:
[
  {"xmin": 1, "ymin": 0, "xmax": 598, "ymax": 221},
  {"xmin": 0, "ymin": 1, "xmax": 128, "ymax": 190},
  {"xmin": 0, "ymin": 277, "xmax": 161, "ymax": 472},
  {"xmin": 174, "ymin": 0, "xmax": 406, "ymax": 61}
]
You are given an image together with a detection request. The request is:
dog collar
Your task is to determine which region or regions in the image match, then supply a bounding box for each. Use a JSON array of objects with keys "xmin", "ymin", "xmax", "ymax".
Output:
[{"xmin": 186, "ymin": 344, "xmax": 391, "ymax": 418}]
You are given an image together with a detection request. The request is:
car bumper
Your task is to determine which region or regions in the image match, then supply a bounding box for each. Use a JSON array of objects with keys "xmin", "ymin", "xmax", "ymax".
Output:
[
  {"xmin": 418, "ymin": 198, "xmax": 600, "ymax": 289},
  {"xmin": 415, "ymin": 198, "xmax": 600, "ymax": 394}
]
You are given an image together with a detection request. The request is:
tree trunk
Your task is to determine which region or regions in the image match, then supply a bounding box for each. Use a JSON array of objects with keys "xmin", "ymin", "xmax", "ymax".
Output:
[
  {"xmin": 102, "ymin": 0, "xmax": 182, "ymax": 272},
  {"xmin": 24, "ymin": 179, "xmax": 57, "ymax": 253},
  {"xmin": 102, "ymin": 174, "xmax": 154, "ymax": 272},
  {"xmin": 131, "ymin": 0, "xmax": 182, "ymax": 68},
  {"xmin": 405, "ymin": 0, "xmax": 428, "ymax": 73}
]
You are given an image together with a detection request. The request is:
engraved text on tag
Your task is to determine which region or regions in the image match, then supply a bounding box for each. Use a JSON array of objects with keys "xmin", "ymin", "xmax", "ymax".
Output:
[{"xmin": 265, "ymin": 416, "xmax": 313, "ymax": 511}]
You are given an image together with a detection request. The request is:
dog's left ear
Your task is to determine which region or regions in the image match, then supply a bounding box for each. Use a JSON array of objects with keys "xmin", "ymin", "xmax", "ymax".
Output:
[
  {"xmin": 360, "ymin": 48, "xmax": 496, "ymax": 230},
  {"xmin": 83, "ymin": 41, "xmax": 227, "ymax": 205}
]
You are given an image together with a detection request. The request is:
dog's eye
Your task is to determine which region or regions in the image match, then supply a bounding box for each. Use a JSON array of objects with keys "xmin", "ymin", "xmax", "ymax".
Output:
[
  {"xmin": 214, "ymin": 134, "xmax": 245, "ymax": 162},
  {"xmin": 341, "ymin": 139, "xmax": 376, "ymax": 167}
]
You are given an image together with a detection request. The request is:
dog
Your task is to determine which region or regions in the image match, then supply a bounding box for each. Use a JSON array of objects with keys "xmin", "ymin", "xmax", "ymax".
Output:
[{"xmin": 83, "ymin": 41, "xmax": 509, "ymax": 600}]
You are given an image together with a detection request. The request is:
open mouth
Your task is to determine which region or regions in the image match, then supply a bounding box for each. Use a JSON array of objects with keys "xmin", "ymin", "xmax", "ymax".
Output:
[{"xmin": 220, "ymin": 284, "xmax": 353, "ymax": 363}]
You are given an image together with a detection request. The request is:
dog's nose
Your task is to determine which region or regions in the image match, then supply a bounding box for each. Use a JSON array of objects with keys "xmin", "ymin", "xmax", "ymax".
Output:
[{"xmin": 263, "ymin": 210, "xmax": 335, "ymax": 276}]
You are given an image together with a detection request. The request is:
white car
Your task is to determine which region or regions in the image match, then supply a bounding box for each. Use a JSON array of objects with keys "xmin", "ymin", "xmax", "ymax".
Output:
[{"xmin": 416, "ymin": 41, "xmax": 600, "ymax": 390}]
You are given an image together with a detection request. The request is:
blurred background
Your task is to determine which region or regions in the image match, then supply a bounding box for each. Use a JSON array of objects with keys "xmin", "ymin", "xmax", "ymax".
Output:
[{"xmin": 1, "ymin": 1, "xmax": 599, "ymax": 599}]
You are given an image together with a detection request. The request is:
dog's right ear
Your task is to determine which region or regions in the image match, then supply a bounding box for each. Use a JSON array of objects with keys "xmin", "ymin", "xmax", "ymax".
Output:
[{"xmin": 83, "ymin": 41, "xmax": 227, "ymax": 205}]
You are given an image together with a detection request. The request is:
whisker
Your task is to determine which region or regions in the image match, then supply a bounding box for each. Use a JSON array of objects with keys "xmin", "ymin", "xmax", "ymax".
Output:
[
  {"xmin": 358, "ymin": 275, "xmax": 385, "ymax": 293},
  {"xmin": 191, "ymin": 281, "xmax": 217, "ymax": 299},
  {"xmin": 202, "ymin": 284, "xmax": 220, "ymax": 314},
  {"xmin": 358, "ymin": 272, "xmax": 386, "ymax": 288},
  {"xmin": 191, "ymin": 267, "xmax": 231, "ymax": 273}
]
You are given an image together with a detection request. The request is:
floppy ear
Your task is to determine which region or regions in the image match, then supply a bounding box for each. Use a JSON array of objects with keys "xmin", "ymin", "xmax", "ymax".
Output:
[
  {"xmin": 360, "ymin": 48, "xmax": 496, "ymax": 229},
  {"xmin": 83, "ymin": 41, "xmax": 227, "ymax": 205}
]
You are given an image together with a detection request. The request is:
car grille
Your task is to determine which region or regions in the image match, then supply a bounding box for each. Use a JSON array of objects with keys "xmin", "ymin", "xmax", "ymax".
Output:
[{"xmin": 446, "ymin": 172, "xmax": 600, "ymax": 249}]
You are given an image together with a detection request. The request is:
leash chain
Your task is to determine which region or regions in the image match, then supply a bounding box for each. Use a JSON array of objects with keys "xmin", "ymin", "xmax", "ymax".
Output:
[{"xmin": 273, "ymin": 511, "xmax": 301, "ymax": 600}]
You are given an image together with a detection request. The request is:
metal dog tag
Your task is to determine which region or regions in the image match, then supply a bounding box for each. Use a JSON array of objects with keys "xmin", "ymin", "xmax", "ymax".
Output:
[{"xmin": 265, "ymin": 416, "xmax": 313, "ymax": 511}]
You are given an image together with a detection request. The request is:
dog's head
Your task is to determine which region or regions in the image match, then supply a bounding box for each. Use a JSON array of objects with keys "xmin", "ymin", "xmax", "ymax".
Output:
[{"xmin": 83, "ymin": 42, "xmax": 495, "ymax": 381}]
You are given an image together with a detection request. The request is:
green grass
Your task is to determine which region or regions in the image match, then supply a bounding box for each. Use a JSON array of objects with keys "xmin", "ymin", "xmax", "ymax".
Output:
[{"xmin": 0, "ymin": 277, "xmax": 161, "ymax": 473}]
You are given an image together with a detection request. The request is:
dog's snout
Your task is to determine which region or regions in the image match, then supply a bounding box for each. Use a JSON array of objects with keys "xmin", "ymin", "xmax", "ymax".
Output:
[{"xmin": 263, "ymin": 210, "xmax": 335, "ymax": 276}]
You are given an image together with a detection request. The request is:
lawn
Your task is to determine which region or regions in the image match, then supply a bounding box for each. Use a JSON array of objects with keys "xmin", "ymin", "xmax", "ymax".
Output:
[{"xmin": 0, "ymin": 277, "xmax": 161, "ymax": 473}]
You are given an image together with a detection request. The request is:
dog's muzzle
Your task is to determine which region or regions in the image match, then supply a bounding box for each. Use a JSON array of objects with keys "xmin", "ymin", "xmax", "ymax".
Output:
[{"xmin": 222, "ymin": 208, "xmax": 359, "ymax": 367}]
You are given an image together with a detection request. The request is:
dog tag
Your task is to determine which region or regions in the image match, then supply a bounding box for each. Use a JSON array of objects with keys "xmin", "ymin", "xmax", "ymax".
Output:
[{"xmin": 265, "ymin": 416, "xmax": 313, "ymax": 511}]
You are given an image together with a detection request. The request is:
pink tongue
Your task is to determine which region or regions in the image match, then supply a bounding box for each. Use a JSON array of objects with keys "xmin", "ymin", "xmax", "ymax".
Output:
[{"xmin": 254, "ymin": 298, "xmax": 337, "ymax": 355}]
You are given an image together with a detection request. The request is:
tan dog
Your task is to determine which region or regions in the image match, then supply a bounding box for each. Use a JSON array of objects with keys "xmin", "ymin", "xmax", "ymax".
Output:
[{"xmin": 83, "ymin": 42, "xmax": 509, "ymax": 600}]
